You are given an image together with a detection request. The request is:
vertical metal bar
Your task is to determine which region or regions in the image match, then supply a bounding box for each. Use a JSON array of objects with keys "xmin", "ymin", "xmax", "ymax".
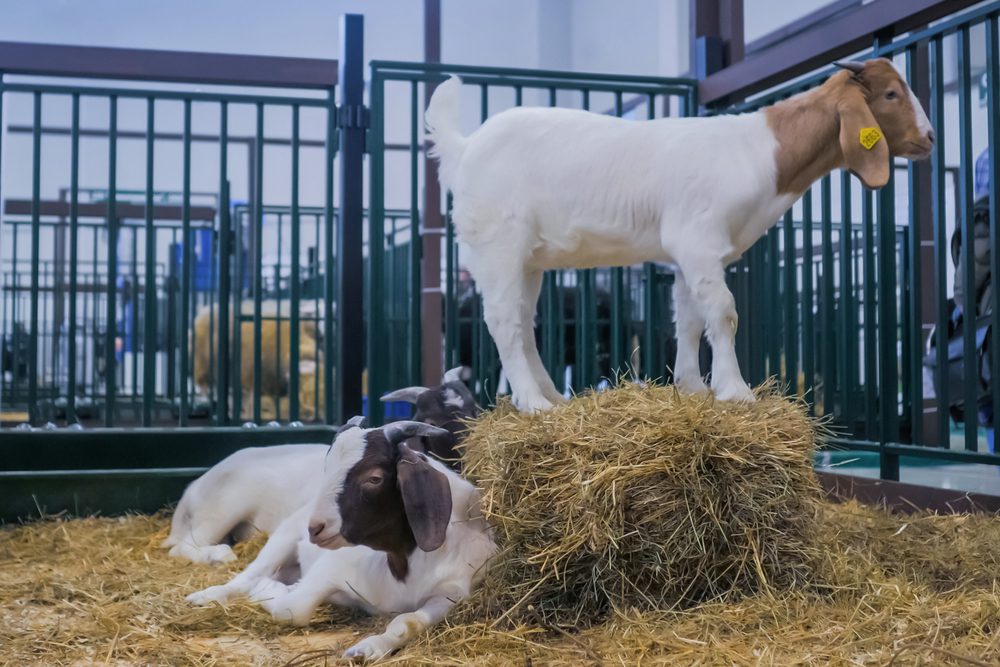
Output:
[
  {"xmin": 840, "ymin": 172, "xmax": 855, "ymax": 429},
  {"xmin": 877, "ymin": 165, "xmax": 899, "ymax": 479},
  {"xmin": 338, "ymin": 15, "xmax": 362, "ymax": 424},
  {"xmin": 445, "ymin": 193, "xmax": 456, "ymax": 369},
  {"xmin": 987, "ymin": 15, "xmax": 1000, "ymax": 450},
  {"xmin": 820, "ymin": 176, "xmax": 835, "ymax": 417},
  {"xmin": 289, "ymin": 105, "xmax": 301, "ymax": 422},
  {"xmin": 931, "ymin": 36, "xmax": 950, "ymax": 447},
  {"xmin": 179, "ymin": 98, "xmax": 192, "ymax": 426},
  {"xmin": 252, "ymin": 103, "xmax": 264, "ymax": 423},
  {"xmin": 579, "ymin": 89, "xmax": 595, "ymax": 389},
  {"xmin": 610, "ymin": 91, "xmax": 626, "ymax": 377},
  {"xmin": 862, "ymin": 189, "xmax": 877, "ymax": 441},
  {"xmin": 782, "ymin": 210, "xmax": 796, "ymax": 389},
  {"xmin": 642, "ymin": 96, "xmax": 658, "ymax": 381},
  {"xmin": 142, "ymin": 98, "xmax": 156, "ymax": 426},
  {"xmin": 957, "ymin": 25, "xmax": 978, "ymax": 452},
  {"xmin": 67, "ymin": 94, "xmax": 80, "ymax": 424},
  {"xmin": 28, "ymin": 92, "xmax": 41, "ymax": 424},
  {"xmin": 409, "ymin": 80, "xmax": 422, "ymax": 387},
  {"xmin": 802, "ymin": 189, "xmax": 814, "ymax": 405},
  {"xmin": 105, "ymin": 96, "xmax": 118, "ymax": 427},
  {"xmin": 906, "ymin": 47, "xmax": 924, "ymax": 445},
  {"xmin": 217, "ymin": 103, "xmax": 231, "ymax": 426}
]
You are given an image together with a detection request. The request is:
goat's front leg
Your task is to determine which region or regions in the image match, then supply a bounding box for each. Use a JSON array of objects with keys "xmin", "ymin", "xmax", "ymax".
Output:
[
  {"xmin": 256, "ymin": 548, "xmax": 351, "ymax": 626},
  {"xmin": 672, "ymin": 274, "xmax": 709, "ymax": 394},
  {"xmin": 342, "ymin": 592, "xmax": 458, "ymax": 662},
  {"xmin": 676, "ymin": 257, "xmax": 754, "ymax": 403},
  {"xmin": 479, "ymin": 266, "xmax": 553, "ymax": 413},
  {"xmin": 186, "ymin": 506, "xmax": 307, "ymax": 606}
]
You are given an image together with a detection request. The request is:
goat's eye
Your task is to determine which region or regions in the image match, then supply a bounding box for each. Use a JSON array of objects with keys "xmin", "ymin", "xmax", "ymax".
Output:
[
  {"xmin": 886, "ymin": 90, "xmax": 898, "ymax": 100},
  {"xmin": 365, "ymin": 475, "xmax": 383, "ymax": 486}
]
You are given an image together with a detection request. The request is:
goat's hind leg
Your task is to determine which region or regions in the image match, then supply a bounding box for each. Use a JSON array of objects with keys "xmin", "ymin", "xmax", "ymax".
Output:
[{"xmin": 522, "ymin": 270, "xmax": 566, "ymax": 405}]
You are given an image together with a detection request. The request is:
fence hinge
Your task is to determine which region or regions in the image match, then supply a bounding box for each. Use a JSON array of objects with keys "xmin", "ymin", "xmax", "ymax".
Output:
[{"xmin": 337, "ymin": 103, "xmax": 370, "ymax": 129}]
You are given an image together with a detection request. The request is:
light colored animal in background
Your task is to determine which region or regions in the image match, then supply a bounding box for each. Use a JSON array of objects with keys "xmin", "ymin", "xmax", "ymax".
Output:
[
  {"xmin": 191, "ymin": 300, "xmax": 326, "ymax": 421},
  {"xmin": 186, "ymin": 421, "xmax": 496, "ymax": 662},
  {"xmin": 162, "ymin": 417, "xmax": 367, "ymax": 565},
  {"xmin": 380, "ymin": 365, "xmax": 479, "ymax": 464},
  {"xmin": 425, "ymin": 59, "xmax": 934, "ymax": 412}
]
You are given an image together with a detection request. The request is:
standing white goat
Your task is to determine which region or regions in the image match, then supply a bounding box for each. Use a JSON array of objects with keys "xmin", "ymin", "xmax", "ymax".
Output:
[{"xmin": 426, "ymin": 59, "xmax": 933, "ymax": 412}]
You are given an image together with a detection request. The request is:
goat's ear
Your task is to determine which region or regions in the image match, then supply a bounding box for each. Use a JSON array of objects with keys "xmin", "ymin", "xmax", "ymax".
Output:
[
  {"xmin": 837, "ymin": 85, "xmax": 889, "ymax": 189},
  {"xmin": 396, "ymin": 444, "xmax": 452, "ymax": 552},
  {"xmin": 381, "ymin": 387, "xmax": 430, "ymax": 404}
]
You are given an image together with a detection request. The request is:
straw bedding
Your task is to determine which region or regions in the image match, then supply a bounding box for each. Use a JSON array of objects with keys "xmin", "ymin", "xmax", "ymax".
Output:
[{"xmin": 2, "ymin": 384, "xmax": 999, "ymax": 666}]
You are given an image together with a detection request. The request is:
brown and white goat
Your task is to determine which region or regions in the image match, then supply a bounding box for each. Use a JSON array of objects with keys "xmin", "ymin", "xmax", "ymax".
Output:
[
  {"xmin": 426, "ymin": 58, "xmax": 933, "ymax": 411},
  {"xmin": 187, "ymin": 421, "xmax": 496, "ymax": 662}
]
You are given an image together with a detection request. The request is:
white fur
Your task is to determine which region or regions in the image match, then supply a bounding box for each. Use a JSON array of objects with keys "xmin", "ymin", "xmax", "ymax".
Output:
[
  {"xmin": 426, "ymin": 75, "xmax": 795, "ymax": 410},
  {"xmin": 186, "ymin": 427, "xmax": 496, "ymax": 662},
  {"xmin": 162, "ymin": 444, "xmax": 328, "ymax": 564}
]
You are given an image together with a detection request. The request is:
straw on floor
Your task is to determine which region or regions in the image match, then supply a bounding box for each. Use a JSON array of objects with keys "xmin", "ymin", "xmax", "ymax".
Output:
[{"xmin": 2, "ymin": 383, "xmax": 1000, "ymax": 666}]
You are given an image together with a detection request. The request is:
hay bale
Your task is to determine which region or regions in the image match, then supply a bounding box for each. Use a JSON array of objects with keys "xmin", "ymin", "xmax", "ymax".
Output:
[{"xmin": 459, "ymin": 382, "xmax": 822, "ymax": 626}]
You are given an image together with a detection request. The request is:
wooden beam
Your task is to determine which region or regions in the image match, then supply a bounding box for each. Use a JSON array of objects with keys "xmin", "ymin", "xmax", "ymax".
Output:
[
  {"xmin": 699, "ymin": 0, "xmax": 979, "ymax": 105},
  {"xmin": 0, "ymin": 41, "xmax": 338, "ymax": 89}
]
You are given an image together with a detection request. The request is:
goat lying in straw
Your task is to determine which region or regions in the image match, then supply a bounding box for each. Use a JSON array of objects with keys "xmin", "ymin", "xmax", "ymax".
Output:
[
  {"xmin": 164, "ymin": 369, "xmax": 478, "ymax": 565},
  {"xmin": 426, "ymin": 59, "xmax": 933, "ymax": 412},
  {"xmin": 187, "ymin": 420, "xmax": 495, "ymax": 661}
]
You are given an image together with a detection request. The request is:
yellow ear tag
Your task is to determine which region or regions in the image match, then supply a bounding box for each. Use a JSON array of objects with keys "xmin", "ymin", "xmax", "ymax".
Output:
[{"xmin": 859, "ymin": 127, "xmax": 882, "ymax": 150}]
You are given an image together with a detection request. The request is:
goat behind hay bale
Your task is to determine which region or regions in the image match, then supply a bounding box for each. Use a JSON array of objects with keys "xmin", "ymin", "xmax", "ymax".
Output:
[{"xmin": 458, "ymin": 382, "xmax": 822, "ymax": 626}]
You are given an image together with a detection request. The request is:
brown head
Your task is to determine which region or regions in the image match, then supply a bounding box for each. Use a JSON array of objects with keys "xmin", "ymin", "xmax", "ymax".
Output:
[
  {"xmin": 768, "ymin": 58, "xmax": 934, "ymax": 194},
  {"xmin": 832, "ymin": 58, "xmax": 934, "ymax": 187},
  {"xmin": 307, "ymin": 421, "xmax": 454, "ymax": 580}
]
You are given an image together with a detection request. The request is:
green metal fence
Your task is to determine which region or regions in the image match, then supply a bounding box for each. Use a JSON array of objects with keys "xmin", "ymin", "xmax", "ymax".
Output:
[
  {"xmin": 719, "ymin": 2, "xmax": 1000, "ymax": 480},
  {"xmin": 0, "ymin": 67, "xmax": 341, "ymax": 429}
]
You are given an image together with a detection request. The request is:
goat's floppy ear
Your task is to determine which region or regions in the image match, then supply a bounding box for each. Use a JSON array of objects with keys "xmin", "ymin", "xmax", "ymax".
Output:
[
  {"xmin": 396, "ymin": 443, "xmax": 452, "ymax": 551},
  {"xmin": 838, "ymin": 84, "xmax": 889, "ymax": 189},
  {"xmin": 381, "ymin": 387, "xmax": 430, "ymax": 404}
]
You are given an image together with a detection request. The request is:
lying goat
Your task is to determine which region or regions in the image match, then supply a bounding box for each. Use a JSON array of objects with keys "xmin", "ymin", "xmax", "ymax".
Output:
[
  {"xmin": 162, "ymin": 417, "xmax": 366, "ymax": 564},
  {"xmin": 380, "ymin": 365, "xmax": 480, "ymax": 464},
  {"xmin": 164, "ymin": 369, "xmax": 479, "ymax": 564},
  {"xmin": 426, "ymin": 59, "xmax": 933, "ymax": 412},
  {"xmin": 187, "ymin": 421, "xmax": 496, "ymax": 661}
]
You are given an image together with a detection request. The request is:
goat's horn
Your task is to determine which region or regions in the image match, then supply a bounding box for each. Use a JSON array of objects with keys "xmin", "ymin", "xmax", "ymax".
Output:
[
  {"xmin": 335, "ymin": 415, "xmax": 368, "ymax": 435},
  {"xmin": 834, "ymin": 61, "xmax": 865, "ymax": 75},
  {"xmin": 442, "ymin": 366, "xmax": 471, "ymax": 383},
  {"xmin": 383, "ymin": 421, "xmax": 450, "ymax": 446},
  {"xmin": 380, "ymin": 387, "xmax": 429, "ymax": 403}
]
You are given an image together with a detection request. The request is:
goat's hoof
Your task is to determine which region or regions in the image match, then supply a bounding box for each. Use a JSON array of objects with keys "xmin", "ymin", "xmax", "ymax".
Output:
[
  {"xmin": 675, "ymin": 377, "xmax": 710, "ymax": 395},
  {"xmin": 186, "ymin": 585, "xmax": 231, "ymax": 606},
  {"xmin": 343, "ymin": 635, "xmax": 394, "ymax": 662},
  {"xmin": 513, "ymin": 395, "xmax": 554, "ymax": 413},
  {"xmin": 713, "ymin": 382, "xmax": 755, "ymax": 403}
]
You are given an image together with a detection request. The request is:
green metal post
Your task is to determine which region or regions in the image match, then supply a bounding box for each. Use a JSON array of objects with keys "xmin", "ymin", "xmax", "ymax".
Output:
[
  {"xmin": 987, "ymin": 16, "xmax": 1000, "ymax": 445},
  {"xmin": 252, "ymin": 103, "xmax": 264, "ymax": 423},
  {"xmin": 409, "ymin": 81, "xmax": 422, "ymax": 386},
  {"xmin": 142, "ymin": 98, "xmax": 156, "ymax": 426},
  {"xmin": 290, "ymin": 105, "xmax": 301, "ymax": 422},
  {"xmin": 957, "ymin": 26, "xmax": 978, "ymax": 452},
  {"xmin": 931, "ymin": 36, "xmax": 950, "ymax": 447},
  {"xmin": 67, "ymin": 94, "xmax": 80, "ymax": 424},
  {"xmin": 105, "ymin": 96, "xmax": 118, "ymax": 427},
  {"xmin": 28, "ymin": 93, "xmax": 41, "ymax": 424},
  {"xmin": 179, "ymin": 99, "xmax": 191, "ymax": 426}
]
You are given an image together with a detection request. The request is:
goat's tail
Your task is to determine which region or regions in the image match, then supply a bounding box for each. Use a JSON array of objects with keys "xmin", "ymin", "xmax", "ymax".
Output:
[{"xmin": 425, "ymin": 75, "xmax": 468, "ymax": 191}]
